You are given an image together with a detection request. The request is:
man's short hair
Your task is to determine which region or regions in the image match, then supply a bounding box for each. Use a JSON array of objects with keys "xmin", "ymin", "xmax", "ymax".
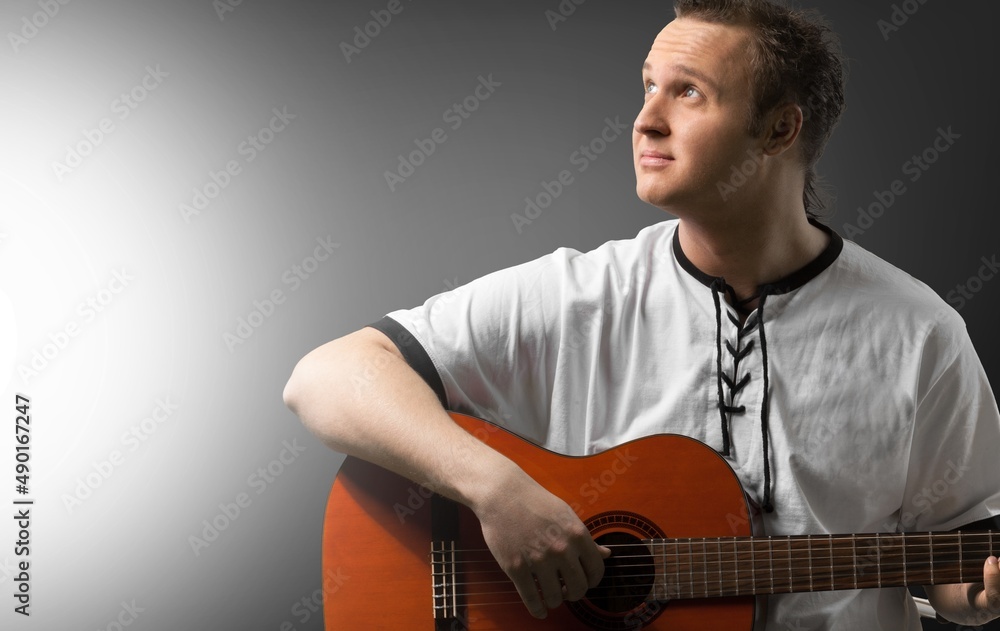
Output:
[{"xmin": 673, "ymin": 0, "xmax": 847, "ymax": 215}]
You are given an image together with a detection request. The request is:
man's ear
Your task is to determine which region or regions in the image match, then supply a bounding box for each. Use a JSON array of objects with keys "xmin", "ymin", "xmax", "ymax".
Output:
[{"xmin": 762, "ymin": 103, "xmax": 803, "ymax": 156}]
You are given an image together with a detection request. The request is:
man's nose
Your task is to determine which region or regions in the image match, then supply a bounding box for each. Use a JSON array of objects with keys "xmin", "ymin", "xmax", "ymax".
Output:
[{"xmin": 633, "ymin": 101, "xmax": 668, "ymax": 137}]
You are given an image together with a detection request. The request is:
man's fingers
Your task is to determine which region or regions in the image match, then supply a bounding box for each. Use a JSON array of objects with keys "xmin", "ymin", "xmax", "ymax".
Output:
[
  {"xmin": 536, "ymin": 568, "xmax": 565, "ymax": 610},
  {"xmin": 581, "ymin": 544, "xmax": 608, "ymax": 588},
  {"xmin": 509, "ymin": 567, "xmax": 548, "ymax": 619},
  {"xmin": 559, "ymin": 561, "xmax": 590, "ymax": 601},
  {"xmin": 980, "ymin": 556, "xmax": 1000, "ymax": 615}
]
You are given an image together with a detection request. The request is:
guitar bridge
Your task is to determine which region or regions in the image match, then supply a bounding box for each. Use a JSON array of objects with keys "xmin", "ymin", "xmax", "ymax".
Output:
[{"xmin": 431, "ymin": 540, "xmax": 458, "ymax": 620}]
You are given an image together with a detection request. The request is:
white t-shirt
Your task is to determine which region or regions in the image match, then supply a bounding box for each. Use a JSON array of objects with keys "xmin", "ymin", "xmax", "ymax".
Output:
[{"xmin": 373, "ymin": 218, "xmax": 1000, "ymax": 630}]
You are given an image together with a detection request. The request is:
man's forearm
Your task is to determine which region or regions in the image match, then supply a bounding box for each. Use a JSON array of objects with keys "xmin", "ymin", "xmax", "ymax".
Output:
[{"xmin": 282, "ymin": 327, "xmax": 521, "ymax": 514}]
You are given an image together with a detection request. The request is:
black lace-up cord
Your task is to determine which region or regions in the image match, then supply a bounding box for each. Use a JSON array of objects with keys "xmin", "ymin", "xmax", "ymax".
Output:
[
  {"xmin": 710, "ymin": 278, "xmax": 731, "ymax": 456},
  {"xmin": 757, "ymin": 285, "xmax": 775, "ymax": 513}
]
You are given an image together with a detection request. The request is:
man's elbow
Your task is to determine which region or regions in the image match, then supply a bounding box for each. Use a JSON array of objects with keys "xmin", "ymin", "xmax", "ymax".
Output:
[
  {"xmin": 282, "ymin": 344, "xmax": 332, "ymax": 431},
  {"xmin": 282, "ymin": 358, "xmax": 307, "ymax": 417},
  {"xmin": 283, "ymin": 329, "xmax": 401, "ymax": 438}
]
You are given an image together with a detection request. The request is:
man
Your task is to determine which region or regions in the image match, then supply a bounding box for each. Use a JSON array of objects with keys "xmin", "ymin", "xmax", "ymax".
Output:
[{"xmin": 284, "ymin": 0, "xmax": 1000, "ymax": 628}]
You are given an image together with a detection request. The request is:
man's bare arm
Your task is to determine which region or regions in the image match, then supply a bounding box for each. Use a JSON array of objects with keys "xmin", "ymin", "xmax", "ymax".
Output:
[{"xmin": 282, "ymin": 327, "xmax": 608, "ymax": 619}]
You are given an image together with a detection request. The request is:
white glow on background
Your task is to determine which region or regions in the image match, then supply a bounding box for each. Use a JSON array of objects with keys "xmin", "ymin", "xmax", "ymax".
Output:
[{"xmin": 0, "ymin": 290, "xmax": 14, "ymax": 396}]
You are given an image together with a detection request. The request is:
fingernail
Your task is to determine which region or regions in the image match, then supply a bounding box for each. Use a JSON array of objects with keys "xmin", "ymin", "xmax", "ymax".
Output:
[{"xmin": 988, "ymin": 556, "xmax": 998, "ymax": 565}]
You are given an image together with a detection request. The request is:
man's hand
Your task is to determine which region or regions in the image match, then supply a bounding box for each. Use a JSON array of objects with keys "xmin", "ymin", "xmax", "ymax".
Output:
[
  {"xmin": 472, "ymin": 468, "xmax": 611, "ymax": 619},
  {"xmin": 973, "ymin": 557, "xmax": 1000, "ymax": 621},
  {"xmin": 925, "ymin": 556, "xmax": 1000, "ymax": 625}
]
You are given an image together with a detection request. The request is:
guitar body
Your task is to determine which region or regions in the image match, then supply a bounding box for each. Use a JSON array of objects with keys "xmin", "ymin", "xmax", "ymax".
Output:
[{"xmin": 322, "ymin": 412, "xmax": 760, "ymax": 630}]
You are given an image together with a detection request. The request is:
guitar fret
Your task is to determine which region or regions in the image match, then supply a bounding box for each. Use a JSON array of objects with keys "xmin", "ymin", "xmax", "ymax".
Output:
[
  {"xmin": 787, "ymin": 535, "xmax": 793, "ymax": 593},
  {"xmin": 660, "ymin": 540, "xmax": 667, "ymax": 600},
  {"xmin": 929, "ymin": 532, "xmax": 934, "ymax": 584},
  {"xmin": 852, "ymin": 535, "xmax": 857, "ymax": 589},
  {"xmin": 768, "ymin": 536, "xmax": 774, "ymax": 594},
  {"xmin": 902, "ymin": 534, "xmax": 906, "ymax": 585},
  {"xmin": 958, "ymin": 531, "xmax": 963, "ymax": 583},
  {"xmin": 829, "ymin": 534, "xmax": 834, "ymax": 590},
  {"xmin": 808, "ymin": 536, "xmax": 813, "ymax": 591},
  {"xmin": 702, "ymin": 538, "xmax": 708, "ymax": 597},
  {"xmin": 751, "ymin": 537, "xmax": 756, "ymax": 594},
  {"xmin": 717, "ymin": 539, "xmax": 723, "ymax": 597},
  {"xmin": 876, "ymin": 533, "xmax": 881, "ymax": 588},
  {"xmin": 688, "ymin": 538, "xmax": 694, "ymax": 597},
  {"xmin": 734, "ymin": 537, "xmax": 739, "ymax": 596},
  {"xmin": 675, "ymin": 540, "xmax": 681, "ymax": 599}
]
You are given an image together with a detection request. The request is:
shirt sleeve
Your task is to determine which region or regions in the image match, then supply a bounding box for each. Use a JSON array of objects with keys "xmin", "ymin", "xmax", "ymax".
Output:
[
  {"xmin": 899, "ymin": 310, "xmax": 1000, "ymax": 533},
  {"xmin": 367, "ymin": 244, "xmax": 622, "ymax": 451}
]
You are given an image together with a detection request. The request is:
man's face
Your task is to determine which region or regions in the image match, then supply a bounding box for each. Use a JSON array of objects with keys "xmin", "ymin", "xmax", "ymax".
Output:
[{"xmin": 633, "ymin": 18, "xmax": 762, "ymax": 212}]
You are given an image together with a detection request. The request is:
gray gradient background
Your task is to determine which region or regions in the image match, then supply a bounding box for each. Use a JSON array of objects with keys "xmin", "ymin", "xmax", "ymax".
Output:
[{"xmin": 0, "ymin": 0, "xmax": 997, "ymax": 629}]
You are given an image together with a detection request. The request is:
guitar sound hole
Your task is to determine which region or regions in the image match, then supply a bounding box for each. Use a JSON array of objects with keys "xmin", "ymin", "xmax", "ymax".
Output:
[{"xmin": 588, "ymin": 532, "xmax": 654, "ymax": 613}]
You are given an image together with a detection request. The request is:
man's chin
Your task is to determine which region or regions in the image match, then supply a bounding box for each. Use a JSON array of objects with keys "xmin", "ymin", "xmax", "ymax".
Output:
[{"xmin": 636, "ymin": 185, "xmax": 683, "ymax": 212}]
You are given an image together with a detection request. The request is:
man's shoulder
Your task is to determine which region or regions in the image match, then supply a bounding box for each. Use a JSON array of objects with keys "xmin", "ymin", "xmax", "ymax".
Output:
[
  {"xmin": 524, "ymin": 219, "xmax": 677, "ymax": 277},
  {"xmin": 836, "ymin": 238, "xmax": 937, "ymax": 296},
  {"xmin": 830, "ymin": 236, "xmax": 963, "ymax": 332},
  {"xmin": 569, "ymin": 218, "xmax": 678, "ymax": 265}
]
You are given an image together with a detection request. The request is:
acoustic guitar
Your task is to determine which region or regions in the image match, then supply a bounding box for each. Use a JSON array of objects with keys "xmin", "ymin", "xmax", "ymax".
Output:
[{"xmin": 321, "ymin": 412, "xmax": 996, "ymax": 629}]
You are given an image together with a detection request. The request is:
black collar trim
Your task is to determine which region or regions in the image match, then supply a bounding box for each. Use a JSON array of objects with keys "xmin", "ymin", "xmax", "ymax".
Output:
[{"xmin": 672, "ymin": 217, "xmax": 844, "ymax": 297}]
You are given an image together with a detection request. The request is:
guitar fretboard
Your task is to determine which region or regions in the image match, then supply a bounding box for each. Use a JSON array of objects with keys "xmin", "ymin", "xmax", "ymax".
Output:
[{"xmin": 648, "ymin": 531, "xmax": 996, "ymax": 600}]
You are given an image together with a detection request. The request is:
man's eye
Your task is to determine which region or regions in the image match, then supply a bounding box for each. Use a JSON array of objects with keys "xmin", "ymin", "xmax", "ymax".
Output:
[
  {"xmin": 682, "ymin": 86, "xmax": 700, "ymax": 98},
  {"xmin": 644, "ymin": 81, "xmax": 658, "ymax": 95}
]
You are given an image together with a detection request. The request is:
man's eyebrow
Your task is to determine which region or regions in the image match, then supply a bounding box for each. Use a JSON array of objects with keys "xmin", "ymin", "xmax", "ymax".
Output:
[{"xmin": 642, "ymin": 61, "xmax": 720, "ymax": 94}]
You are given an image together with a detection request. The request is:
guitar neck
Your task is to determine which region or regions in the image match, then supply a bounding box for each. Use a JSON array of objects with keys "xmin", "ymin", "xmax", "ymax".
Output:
[{"xmin": 648, "ymin": 531, "xmax": 998, "ymax": 600}]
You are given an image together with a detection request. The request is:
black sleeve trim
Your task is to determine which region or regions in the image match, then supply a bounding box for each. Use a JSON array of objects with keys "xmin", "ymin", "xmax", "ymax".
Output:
[
  {"xmin": 367, "ymin": 316, "xmax": 448, "ymax": 409},
  {"xmin": 951, "ymin": 515, "xmax": 1000, "ymax": 532}
]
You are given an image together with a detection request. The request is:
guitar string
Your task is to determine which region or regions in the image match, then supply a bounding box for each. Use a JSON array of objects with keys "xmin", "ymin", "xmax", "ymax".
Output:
[
  {"xmin": 436, "ymin": 569, "xmax": 977, "ymax": 605},
  {"xmin": 436, "ymin": 532, "xmax": 994, "ymax": 555},
  {"xmin": 429, "ymin": 534, "xmax": 994, "ymax": 602},
  {"xmin": 431, "ymin": 562, "xmax": 978, "ymax": 598},
  {"xmin": 432, "ymin": 560, "xmax": 974, "ymax": 589},
  {"xmin": 434, "ymin": 557, "xmax": 982, "ymax": 602},
  {"xmin": 431, "ymin": 561, "xmax": 976, "ymax": 585},
  {"xmin": 433, "ymin": 538, "xmax": 993, "ymax": 563},
  {"xmin": 436, "ymin": 562, "xmax": 980, "ymax": 605},
  {"xmin": 434, "ymin": 542, "xmax": 991, "ymax": 562},
  {"xmin": 437, "ymin": 568, "xmax": 981, "ymax": 604},
  {"xmin": 431, "ymin": 533, "xmax": 990, "ymax": 580}
]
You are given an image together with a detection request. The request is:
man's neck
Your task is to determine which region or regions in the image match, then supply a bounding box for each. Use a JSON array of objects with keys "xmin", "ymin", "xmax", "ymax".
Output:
[{"xmin": 677, "ymin": 209, "xmax": 829, "ymax": 310}]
